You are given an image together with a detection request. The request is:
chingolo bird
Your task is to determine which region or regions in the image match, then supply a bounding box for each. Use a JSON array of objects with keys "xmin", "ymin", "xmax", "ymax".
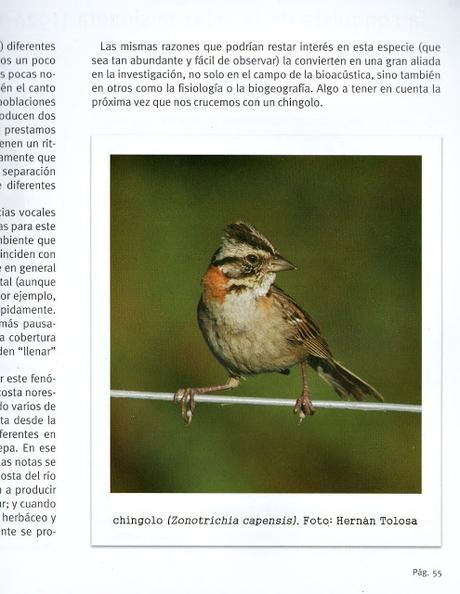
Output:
[{"xmin": 175, "ymin": 221, "xmax": 383, "ymax": 424}]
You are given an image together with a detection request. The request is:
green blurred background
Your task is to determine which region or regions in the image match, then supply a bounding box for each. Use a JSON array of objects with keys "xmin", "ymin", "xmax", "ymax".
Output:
[{"xmin": 111, "ymin": 154, "xmax": 421, "ymax": 493}]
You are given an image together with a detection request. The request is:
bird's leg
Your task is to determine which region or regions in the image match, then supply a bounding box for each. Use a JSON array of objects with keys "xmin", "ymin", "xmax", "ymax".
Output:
[
  {"xmin": 294, "ymin": 361, "xmax": 316, "ymax": 422},
  {"xmin": 174, "ymin": 376, "xmax": 240, "ymax": 425}
]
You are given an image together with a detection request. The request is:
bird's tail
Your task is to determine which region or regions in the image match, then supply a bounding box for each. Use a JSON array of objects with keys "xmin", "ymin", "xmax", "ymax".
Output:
[{"xmin": 308, "ymin": 356, "xmax": 383, "ymax": 402}]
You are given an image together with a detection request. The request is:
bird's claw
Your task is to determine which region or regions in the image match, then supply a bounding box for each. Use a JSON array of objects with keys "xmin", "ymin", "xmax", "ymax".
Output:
[
  {"xmin": 294, "ymin": 394, "xmax": 315, "ymax": 423},
  {"xmin": 174, "ymin": 388, "xmax": 197, "ymax": 425}
]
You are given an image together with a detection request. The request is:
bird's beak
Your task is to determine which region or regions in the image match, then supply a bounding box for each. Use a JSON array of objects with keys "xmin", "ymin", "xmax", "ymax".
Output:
[{"xmin": 269, "ymin": 255, "xmax": 296, "ymax": 272}]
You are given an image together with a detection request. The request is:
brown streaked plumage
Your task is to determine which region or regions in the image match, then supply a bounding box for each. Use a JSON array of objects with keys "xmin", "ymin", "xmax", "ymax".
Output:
[{"xmin": 174, "ymin": 221, "xmax": 382, "ymax": 424}]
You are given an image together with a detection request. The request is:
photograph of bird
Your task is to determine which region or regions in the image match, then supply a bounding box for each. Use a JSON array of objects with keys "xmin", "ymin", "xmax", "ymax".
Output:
[{"xmin": 175, "ymin": 221, "xmax": 383, "ymax": 424}]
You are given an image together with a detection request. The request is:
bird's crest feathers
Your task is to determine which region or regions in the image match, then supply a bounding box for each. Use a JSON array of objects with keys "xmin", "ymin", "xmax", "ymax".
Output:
[{"xmin": 223, "ymin": 221, "xmax": 277, "ymax": 255}]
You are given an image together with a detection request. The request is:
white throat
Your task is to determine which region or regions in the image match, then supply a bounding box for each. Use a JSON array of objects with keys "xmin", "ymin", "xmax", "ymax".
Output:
[{"xmin": 253, "ymin": 273, "xmax": 276, "ymax": 297}]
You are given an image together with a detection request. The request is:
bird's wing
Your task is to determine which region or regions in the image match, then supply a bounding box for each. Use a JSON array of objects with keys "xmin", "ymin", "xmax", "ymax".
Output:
[{"xmin": 270, "ymin": 285, "xmax": 333, "ymax": 360}]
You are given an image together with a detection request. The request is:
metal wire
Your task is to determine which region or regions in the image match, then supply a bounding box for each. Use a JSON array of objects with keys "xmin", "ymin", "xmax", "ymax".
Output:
[{"xmin": 111, "ymin": 390, "xmax": 421, "ymax": 413}]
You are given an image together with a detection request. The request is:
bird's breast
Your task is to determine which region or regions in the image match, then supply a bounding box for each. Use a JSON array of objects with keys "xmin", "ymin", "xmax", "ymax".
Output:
[
  {"xmin": 202, "ymin": 286, "xmax": 268, "ymax": 331},
  {"xmin": 198, "ymin": 288, "xmax": 300, "ymax": 375}
]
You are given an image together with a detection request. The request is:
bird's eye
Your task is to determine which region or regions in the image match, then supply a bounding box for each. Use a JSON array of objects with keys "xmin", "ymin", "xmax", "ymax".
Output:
[{"xmin": 247, "ymin": 254, "xmax": 259, "ymax": 265}]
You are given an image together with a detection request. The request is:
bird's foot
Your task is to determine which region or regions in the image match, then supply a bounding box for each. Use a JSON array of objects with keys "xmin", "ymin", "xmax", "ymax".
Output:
[
  {"xmin": 294, "ymin": 393, "xmax": 315, "ymax": 423},
  {"xmin": 174, "ymin": 387, "xmax": 197, "ymax": 425}
]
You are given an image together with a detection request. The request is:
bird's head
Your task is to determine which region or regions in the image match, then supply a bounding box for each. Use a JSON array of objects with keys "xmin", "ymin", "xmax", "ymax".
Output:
[{"xmin": 209, "ymin": 221, "xmax": 295, "ymax": 296}]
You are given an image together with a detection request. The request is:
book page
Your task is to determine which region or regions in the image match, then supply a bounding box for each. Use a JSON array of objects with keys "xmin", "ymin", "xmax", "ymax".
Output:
[{"xmin": 0, "ymin": 1, "xmax": 458, "ymax": 592}]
